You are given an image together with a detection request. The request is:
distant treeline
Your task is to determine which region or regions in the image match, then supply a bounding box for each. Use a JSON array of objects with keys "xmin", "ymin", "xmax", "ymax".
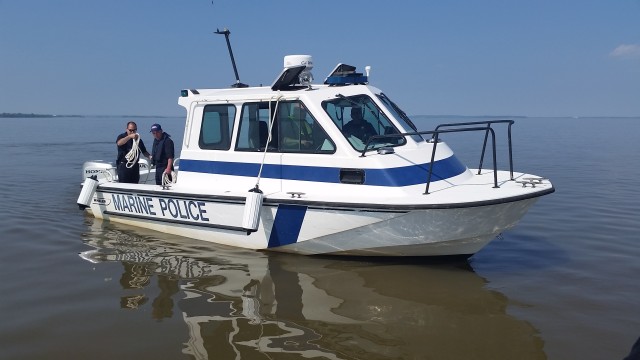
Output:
[
  {"xmin": 0, "ymin": 113, "xmax": 81, "ymax": 118},
  {"xmin": 1, "ymin": 113, "xmax": 178, "ymax": 118},
  {"xmin": 411, "ymin": 115, "xmax": 528, "ymax": 119}
]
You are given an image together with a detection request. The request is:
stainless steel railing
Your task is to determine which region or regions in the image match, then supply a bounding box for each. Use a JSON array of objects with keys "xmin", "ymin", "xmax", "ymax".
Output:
[{"xmin": 360, "ymin": 120, "xmax": 515, "ymax": 194}]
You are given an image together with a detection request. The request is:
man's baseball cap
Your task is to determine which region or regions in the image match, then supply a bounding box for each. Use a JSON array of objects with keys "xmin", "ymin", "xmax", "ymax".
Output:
[{"xmin": 150, "ymin": 124, "xmax": 162, "ymax": 132}]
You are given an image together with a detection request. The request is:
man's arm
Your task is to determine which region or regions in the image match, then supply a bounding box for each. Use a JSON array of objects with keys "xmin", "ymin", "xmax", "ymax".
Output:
[
  {"xmin": 139, "ymin": 140, "xmax": 151, "ymax": 158},
  {"xmin": 117, "ymin": 133, "xmax": 137, "ymax": 146},
  {"xmin": 164, "ymin": 138, "xmax": 175, "ymax": 173}
]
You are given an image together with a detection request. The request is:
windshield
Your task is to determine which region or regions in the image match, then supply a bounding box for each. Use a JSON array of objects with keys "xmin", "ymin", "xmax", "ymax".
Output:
[
  {"xmin": 321, "ymin": 94, "xmax": 405, "ymax": 151},
  {"xmin": 377, "ymin": 93, "xmax": 424, "ymax": 142}
]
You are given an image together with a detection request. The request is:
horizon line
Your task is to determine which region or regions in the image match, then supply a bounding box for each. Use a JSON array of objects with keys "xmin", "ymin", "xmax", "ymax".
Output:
[{"xmin": 1, "ymin": 112, "xmax": 639, "ymax": 119}]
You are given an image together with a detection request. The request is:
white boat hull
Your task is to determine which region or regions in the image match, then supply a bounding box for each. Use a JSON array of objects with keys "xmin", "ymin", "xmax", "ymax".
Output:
[
  {"xmin": 279, "ymin": 198, "xmax": 539, "ymax": 256},
  {"xmin": 88, "ymin": 185, "xmax": 542, "ymax": 256}
]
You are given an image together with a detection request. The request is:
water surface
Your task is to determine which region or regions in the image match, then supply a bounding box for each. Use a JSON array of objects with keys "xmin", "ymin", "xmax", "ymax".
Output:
[{"xmin": 0, "ymin": 116, "xmax": 639, "ymax": 359}]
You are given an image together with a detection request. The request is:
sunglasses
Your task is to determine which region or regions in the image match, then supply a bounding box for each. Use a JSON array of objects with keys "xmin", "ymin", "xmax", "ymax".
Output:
[{"xmin": 127, "ymin": 128, "xmax": 137, "ymax": 132}]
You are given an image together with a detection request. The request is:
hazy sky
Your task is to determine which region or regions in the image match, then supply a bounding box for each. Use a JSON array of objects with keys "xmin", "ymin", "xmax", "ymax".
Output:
[{"xmin": 1, "ymin": 0, "xmax": 639, "ymax": 117}]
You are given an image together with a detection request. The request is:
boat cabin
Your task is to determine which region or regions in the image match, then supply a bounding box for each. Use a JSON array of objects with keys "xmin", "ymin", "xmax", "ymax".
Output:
[{"xmin": 176, "ymin": 56, "xmax": 468, "ymax": 198}]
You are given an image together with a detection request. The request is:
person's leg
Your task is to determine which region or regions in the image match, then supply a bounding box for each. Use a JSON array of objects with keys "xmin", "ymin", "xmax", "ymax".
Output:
[
  {"xmin": 119, "ymin": 163, "xmax": 140, "ymax": 184},
  {"xmin": 117, "ymin": 163, "xmax": 126, "ymax": 182},
  {"xmin": 132, "ymin": 164, "xmax": 140, "ymax": 184},
  {"xmin": 155, "ymin": 165, "xmax": 166, "ymax": 185},
  {"xmin": 117, "ymin": 163, "xmax": 135, "ymax": 183}
]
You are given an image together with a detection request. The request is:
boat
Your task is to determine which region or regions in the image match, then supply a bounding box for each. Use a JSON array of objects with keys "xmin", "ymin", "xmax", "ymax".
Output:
[{"xmin": 77, "ymin": 53, "xmax": 554, "ymax": 256}]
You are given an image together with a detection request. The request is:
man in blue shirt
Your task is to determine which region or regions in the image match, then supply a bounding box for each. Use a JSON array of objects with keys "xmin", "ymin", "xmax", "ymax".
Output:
[{"xmin": 150, "ymin": 123, "xmax": 175, "ymax": 185}]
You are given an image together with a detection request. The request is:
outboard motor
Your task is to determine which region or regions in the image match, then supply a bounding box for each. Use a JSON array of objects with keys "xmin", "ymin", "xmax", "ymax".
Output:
[
  {"xmin": 82, "ymin": 160, "xmax": 116, "ymax": 183},
  {"xmin": 81, "ymin": 159, "xmax": 163, "ymax": 184}
]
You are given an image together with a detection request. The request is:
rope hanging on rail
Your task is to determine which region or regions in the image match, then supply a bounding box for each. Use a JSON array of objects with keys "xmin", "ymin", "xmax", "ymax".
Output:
[
  {"xmin": 162, "ymin": 170, "xmax": 177, "ymax": 187},
  {"xmin": 255, "ymin": 94, "xmax": 283, "ymax": 188}
]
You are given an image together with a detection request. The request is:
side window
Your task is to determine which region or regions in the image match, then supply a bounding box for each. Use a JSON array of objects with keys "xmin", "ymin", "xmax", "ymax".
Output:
[
  {"xmin": 236, "ymin": 101, "xmax": 335, "ymax": 154},
  {"xmin": 199, "ymin": 104, "xmax": 236, "ymax": 150},
  {"xmin": 277, "ymin": 101, "xmax": 335, "ymax": 153},
  {"xmin": 236, "ymin": 102, "xmax": 273, "ymax": 151}
]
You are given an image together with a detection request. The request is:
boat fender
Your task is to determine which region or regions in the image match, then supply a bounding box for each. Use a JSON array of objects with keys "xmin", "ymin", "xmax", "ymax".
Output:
[
  {"xmin": 242, "ymin": 186, "xmax": 263, "ymax": 234},
  {"xmin": 77, "ymin": 175, "xmax": 99, "ymax": 210}
]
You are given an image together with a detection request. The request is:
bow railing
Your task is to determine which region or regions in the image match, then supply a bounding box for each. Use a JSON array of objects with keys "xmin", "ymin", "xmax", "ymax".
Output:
[{"xmin": 360, "ymin": 120, "xmax": 515, "ymax": 194}]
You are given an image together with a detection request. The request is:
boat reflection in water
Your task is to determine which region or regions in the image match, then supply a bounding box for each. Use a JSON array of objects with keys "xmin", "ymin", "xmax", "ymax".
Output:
[{"xmin": 80, "ymin": 218, "xmax": 546, "ymax": 360}]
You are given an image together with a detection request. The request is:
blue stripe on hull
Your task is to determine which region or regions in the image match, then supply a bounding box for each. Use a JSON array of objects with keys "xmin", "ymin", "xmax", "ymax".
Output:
[
  {"xmin": 268, "ymin": 204, "xmax": 307, "ymax": 248},
  {"xmin": 180, "ymin": 155, "xmax": 466, "ymax": 187}
]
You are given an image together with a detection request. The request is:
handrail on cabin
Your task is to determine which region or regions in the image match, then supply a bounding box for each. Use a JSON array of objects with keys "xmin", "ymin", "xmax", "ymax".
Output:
[{"xmin": 361, "ymin": 120, "xmax": 515, "ymax": 194}]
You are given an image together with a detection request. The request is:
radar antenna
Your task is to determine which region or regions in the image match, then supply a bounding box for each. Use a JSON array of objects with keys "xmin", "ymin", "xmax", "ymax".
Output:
[{"xmin": 215, "ymin": 28, "xmax": 248, "ymax": 88}]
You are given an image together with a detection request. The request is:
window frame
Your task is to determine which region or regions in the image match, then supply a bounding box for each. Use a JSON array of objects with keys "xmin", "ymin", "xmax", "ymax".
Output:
[
  {"xmin": 198, "ymin": 104, "xmax": 236, "ymax": 150},
  {"xmin": 235, "ymin": 100, "xmax": 336, "ymax": 154},
  {"xmin": 321, "ymin": 94, "xmax": 406, "ymax": 152}
]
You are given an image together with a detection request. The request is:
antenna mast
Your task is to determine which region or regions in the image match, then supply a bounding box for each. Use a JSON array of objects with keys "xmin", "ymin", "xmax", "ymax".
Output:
[{"xmin": 215, "ymin": 28, "xmax": 248, "ymax": 88}]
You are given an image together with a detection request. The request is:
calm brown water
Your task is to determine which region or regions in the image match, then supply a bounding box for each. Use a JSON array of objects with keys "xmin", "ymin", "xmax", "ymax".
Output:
[{"xmin": 0, "ymin": 116, "xmax": 639, "ymax": 359}]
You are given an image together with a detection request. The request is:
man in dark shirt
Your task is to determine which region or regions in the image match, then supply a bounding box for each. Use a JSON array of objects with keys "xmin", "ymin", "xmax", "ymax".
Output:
[
  {"xmin": 150, "ymin": 123, "xmax": 175, "ymax": 185},
  {"xmin": 116, "ymin": 121, "xmax": 151, "ymax": 183},
  {"xmin": 343, "ymin": 107, "xmax": 377, "ymax": 144}
]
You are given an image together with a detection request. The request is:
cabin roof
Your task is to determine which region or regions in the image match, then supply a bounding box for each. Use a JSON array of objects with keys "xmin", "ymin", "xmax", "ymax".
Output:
[{"xmin": 178, "ymin": 84, "xmax": 381, "ymax": 106}]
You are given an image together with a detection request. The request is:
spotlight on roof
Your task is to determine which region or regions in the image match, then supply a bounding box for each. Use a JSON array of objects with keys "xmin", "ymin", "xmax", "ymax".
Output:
[{"xmin": 284, "ymin": 55, "xmax": 314, "ymax": 86}]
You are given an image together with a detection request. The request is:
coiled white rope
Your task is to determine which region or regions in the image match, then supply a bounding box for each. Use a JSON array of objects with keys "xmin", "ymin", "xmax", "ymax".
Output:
[
  {"xmin": 162, "ymin": 170, "xmax": 177, "ymax": 187},
  {"xmin": 125, "ymin": 136, "xmax": 141, "ymax": 168}
]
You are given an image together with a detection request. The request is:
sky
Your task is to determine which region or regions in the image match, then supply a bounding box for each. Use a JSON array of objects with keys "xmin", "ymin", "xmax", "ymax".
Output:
[{"xmin": 1, "ymin": 0, "xmax": 639, "ymax": 117}]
